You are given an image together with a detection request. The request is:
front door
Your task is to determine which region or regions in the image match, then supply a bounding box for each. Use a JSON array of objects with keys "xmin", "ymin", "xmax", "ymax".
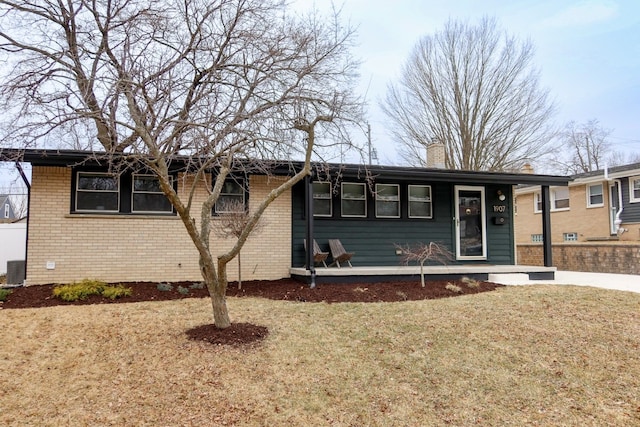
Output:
[
  {"xmin": 455, "ymin": 186, "xmax": 487, "ymax": 260},
  {"xmin": 609, "ymin": 182, "xmax": 620, "ymax": 234}
]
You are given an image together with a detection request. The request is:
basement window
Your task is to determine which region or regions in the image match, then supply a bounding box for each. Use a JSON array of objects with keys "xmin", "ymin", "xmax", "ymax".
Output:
[
  {"xmin": 531, "ymin": 234, "xmax": 543, "ymax": 243},
  {"xmin": 563, "ymin": 232, "xmax": 578, "ymax": 242}
]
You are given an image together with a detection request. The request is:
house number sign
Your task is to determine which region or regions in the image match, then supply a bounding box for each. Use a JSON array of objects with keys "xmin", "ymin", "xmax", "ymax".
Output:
[{"xmin": 492, "ymin": 205, "xmax": 507, "ymax": 213}]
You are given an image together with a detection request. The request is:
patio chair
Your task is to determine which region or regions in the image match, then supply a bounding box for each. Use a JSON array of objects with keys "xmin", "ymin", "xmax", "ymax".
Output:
[
  {"xmin": 328, "ymin": 239, "xmax": 355, "ymax": 268},
  {"xmin": 303, "ymin": 239, "xmax": 329, "ymax": 268}
]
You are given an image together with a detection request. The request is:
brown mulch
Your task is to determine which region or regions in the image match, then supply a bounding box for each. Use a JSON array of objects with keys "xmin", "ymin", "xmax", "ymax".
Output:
[{"xmin": 0, "ymin": 278, "xmax": 503, "ymax": 347}]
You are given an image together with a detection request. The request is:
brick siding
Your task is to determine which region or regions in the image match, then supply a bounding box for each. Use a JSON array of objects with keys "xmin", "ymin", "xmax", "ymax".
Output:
[{"xmin": 26, "ymin": 167, "xmax": 291, "ymax": 285}]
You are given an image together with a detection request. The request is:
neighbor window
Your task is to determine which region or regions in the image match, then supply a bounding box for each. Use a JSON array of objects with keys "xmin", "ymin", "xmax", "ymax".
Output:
[
  {"xmin": 552, "ymin": 187, "xmax": 570, "ymax": 210},
  {"xmin": 132, "ymin": 175, "xmax": 173, "ymax": 213},
  {"xmin": 534, "ymin": 193, "xmax": 542, "ymax": 213},
  {"xmin": 630, "ymin": 177, "xmax": 640, "ymax": 203},
  {"xmin": 341, "ymin": 182, "xmax": 366, "ymax": 217},
  {"xmin": 408, "ymin": 185, "xmax": 433, "ymax": 218},
  {"xmin": 375, "ymin": 184, "xmax": 400, "ymax": 218},
  {"xmin": 587, "ymin": 184, "xmax": 604, "ymax": 207},
  {"xmin": 531, "ymin": 234, "xmax": 543, "ymax": 243},
  {"xmin": 313, "ymin": 182, "xmax": 332, "ymax": 217},
  {"xmin": 215, "ymin": 179, "xmax": 245, "ymax": 213},
  {"xmin": 3, "ymin": 203, "xmax": 8, "ymax": 218},
  {"xmin": 563, "ymin": 232, "xmax": 578, "ymax": 242},
  {"xmin": 75, "ymin": 172, "xmax": 119, "ymax": 212}
]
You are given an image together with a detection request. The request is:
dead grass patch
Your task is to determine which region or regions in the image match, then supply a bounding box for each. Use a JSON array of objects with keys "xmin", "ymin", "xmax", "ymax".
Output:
[{"xmin": 1, "ymin": 285, "xmax": 639, "ymax": 426}]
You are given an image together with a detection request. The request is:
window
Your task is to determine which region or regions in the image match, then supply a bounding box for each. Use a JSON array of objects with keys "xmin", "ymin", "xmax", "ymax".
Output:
[
  {"xmin": 587, "ymin": 184, "xmax": 604, "ymax": 207},
  {"xmin": 3, "ymin": 203, "xmax": 9, "ymax": 218},
  {"xmin": 215, "ymin": 179, "xmax": 245, "ymax": 213},
  {"xmin": 534, "ymin": 193, "xmax": 542, "ymax": 213},
  {"xmin": 375, "ymin": 184, "xmax": 400, "ymax": 218},
  {"xmin": 312, "ymin": 182, "xmax": 332, "ymax": 217},
  {"xmin": 531, "ymin": 234, "xmax": 543, "ymax": 243},
  {"xmin": 75, "ymin": 172, "xmax": 119, "ymax": 212},
  {"xmin": 563, "ymin": 232, "xmax": 578, "ymax": 242},
  {"xmin": 341, "ymin": 182, "xmax": 366, "ymax": 217},
  {"xmin": 408, "ymin": 185, "xmax": 433, "ymax": 218},
  {"xmin": 132, "ymin": 175, "xmax": 173, "ymax": 213},
  {"xmin": 552, "ymin": 187, "xmax": 570, "ymax": 210},
  {"xmin": 630, "ymin": 177, "xmax": 640, "ymax": 203}
]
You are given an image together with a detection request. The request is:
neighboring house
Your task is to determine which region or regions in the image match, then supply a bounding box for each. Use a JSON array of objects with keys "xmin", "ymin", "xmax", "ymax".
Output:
[
  {"xmin": 515, "ymin": 162, "xmax": 640, "ymax": 243},
  {"xmin": 1, "ymin": 148, "xmax": 569, "ymax": 285},
  {"xmin": 0, "ymin": 194, "xmax": 17, "ymax": 222}
]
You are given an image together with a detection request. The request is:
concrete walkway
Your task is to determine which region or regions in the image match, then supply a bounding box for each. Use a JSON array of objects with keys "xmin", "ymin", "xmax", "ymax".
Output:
[{"xmin": 489, "ymin": 271, "xmax": 640, "ymax": 294}]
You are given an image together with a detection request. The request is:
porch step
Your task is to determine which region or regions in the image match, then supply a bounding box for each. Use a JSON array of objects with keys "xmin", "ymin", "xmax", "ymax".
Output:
[{"xmin": 487, "ymin": 273, "xmax": 530, "ymax": 284}]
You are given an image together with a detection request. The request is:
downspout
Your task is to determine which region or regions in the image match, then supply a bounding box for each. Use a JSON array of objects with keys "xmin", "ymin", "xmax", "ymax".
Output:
[
  {"xmin": 604, "ymin": 166, "xmax": 624, "ymax": 234},
  {"xmin": 304, "ymin": 174, "xmax": 316, "ymax": 288},
  {"xmin": 15, "ymin": 162, "xmax": 30, "ymax": 282}
]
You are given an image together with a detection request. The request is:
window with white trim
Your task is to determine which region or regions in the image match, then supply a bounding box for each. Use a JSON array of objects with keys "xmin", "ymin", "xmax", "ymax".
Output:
[
  {"xmin": 341, "ymin": 182, "xmax": 366, "ymax": 217},
  {"xmin": 587, "ymin": 184, "xmax": 604, "ymax": 207},
  {"xmin": 408, "ymin": 185, "xmax": 432, "ymax": 218},
  {"xmin": 132, "ymin": 174, "xmax": 173, "ymax": 213},
  {"xmin": 3, "ymin": 203, "xmax": 9, "ymax": 218},
  {"xmin": 313, "ymin": 182, "xmax": 332, "ymax": 217},
  {"xmin": 563, "ymin": 232, "xmax": 578, "ymax": 242},
  {"xmin": 552, "ymin": 187, "xmax": 570, "ymax": 210},
  {"xmin": 534, "ymin": 193, "xmax": 542, "ymax": 213},
  {"xmin": 630, "ymin": 176, "xmax": 640, "ymax": 203},
  {"xmin": 531, "ymin": 234, "xmax": 543, "ymax": 243},
  {"xmin": 75, "ymin": 172, "xmax": 120, "ymax": 212},
  {"xmin": 375, "ymin": 184, "xmax": 400, "ymax": 218},
  {"xmin": 215, "ymin": 179, "xmax": 246, "ymax": 213}
]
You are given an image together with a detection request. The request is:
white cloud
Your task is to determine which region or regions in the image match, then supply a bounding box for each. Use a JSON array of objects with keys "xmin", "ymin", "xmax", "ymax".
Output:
[{"xmin": 542, "ymin": 0, "xmax": 619, "ymax": 28}]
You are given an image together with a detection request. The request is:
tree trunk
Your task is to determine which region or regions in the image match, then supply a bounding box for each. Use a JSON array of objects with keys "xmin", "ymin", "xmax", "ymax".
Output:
[{"xmin": 200, "ymin": 254, "xmax": 231, "ymax": 329}]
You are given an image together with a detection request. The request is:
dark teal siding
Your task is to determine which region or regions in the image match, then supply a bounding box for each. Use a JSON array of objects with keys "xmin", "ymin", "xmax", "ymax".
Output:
[
  {"xmin": 292, "ymin": 181, "xmax": 515, "ymax": 267},
  {"xmin": 620, "ymin": 178, "xmax": 640, "ymax": 223}
]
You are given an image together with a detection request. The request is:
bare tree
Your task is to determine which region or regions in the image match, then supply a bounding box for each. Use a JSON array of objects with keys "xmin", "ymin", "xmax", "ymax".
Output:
[
  {"xmin": 552, "ymin": 120, "xmax": 640, "ymax": 174},
  {"xmin": 0, "ymin": 0, "xmax": 362, "ymax": 328},
  {"xmin": 394, "ymin": 242, "xmax": 453, "ymax": 288},
  {"xmin": 213, "ymin": 199, "xmax": 265, "ymax": 290},
  {"xmin": 382, "ymin": 17, "xmax": 556, "ymax": 171}
]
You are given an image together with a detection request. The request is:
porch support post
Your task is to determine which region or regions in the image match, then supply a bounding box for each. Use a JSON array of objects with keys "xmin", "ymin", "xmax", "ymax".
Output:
[
  {"xmin": 304, "ymin": 174, "xmax": 316, "ymax": 288},
  {"xmin": 541, "ymin": 185, "xmax": 553, "ymax": 267}
]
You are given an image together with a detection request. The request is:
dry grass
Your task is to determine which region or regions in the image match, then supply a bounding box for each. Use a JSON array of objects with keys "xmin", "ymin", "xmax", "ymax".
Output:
[{"xmin": 1, "ymin": 285, "xmax": 639, "ymax": 426}]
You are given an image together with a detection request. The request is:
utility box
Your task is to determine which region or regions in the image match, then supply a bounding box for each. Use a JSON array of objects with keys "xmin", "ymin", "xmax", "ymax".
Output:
[{"xmin": 6, "ymin": 260, "xmax": 25, "ymax": 285}]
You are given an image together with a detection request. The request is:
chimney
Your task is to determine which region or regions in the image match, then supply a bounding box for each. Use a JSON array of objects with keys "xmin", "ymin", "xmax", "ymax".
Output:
[
  {"xmin": 426, "ymin": 142, "xmax": 445, "ymax": 168},
  {"xmin": 521, "ymin": 163, "xmax": 534, "ymax": 174}
]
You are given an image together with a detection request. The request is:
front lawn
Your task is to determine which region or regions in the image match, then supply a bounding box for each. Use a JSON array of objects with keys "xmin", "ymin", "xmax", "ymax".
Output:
[{"xmin": 0, "ymin": 285, "xmax": 638, "ymax": 426}]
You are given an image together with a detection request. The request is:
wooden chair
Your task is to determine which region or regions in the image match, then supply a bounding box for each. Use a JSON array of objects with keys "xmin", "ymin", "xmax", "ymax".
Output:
[
  {"xmin": 328, "ymin": 239, "xmax": 355, "ymax": 268},
  {"xmin": 303, "ymin": 239, "xmax": 329, "ymax": 268}
]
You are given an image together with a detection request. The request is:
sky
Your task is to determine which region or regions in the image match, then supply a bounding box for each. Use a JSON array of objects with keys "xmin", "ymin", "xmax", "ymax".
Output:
[
  {"xmin": 292, "ymin": 0, "xmax": 640, "ymax": 166},
  {"xmin": 1, "ymin": 0, "xmax": 639, "ymax": 187}
]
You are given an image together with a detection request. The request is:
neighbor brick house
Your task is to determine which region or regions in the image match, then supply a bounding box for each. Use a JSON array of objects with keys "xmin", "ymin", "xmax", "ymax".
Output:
[
  {"xmin": 515, "ymin": 162, "xmax": 640, "ymax": 243},
  {"xmin": 515, "ymin": 163, "xmax": 640, "ymax": 274}
]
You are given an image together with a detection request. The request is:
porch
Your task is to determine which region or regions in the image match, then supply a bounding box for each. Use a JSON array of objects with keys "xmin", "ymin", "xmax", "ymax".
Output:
[{"xmin": 290, "ymin": 264, "xmax": 556, "ymax": 284}]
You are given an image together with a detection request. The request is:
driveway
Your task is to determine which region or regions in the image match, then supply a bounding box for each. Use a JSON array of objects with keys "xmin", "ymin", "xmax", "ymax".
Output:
[{"xmin": 489, "ymin": 270, "xmax": 640, "ymax": 294}]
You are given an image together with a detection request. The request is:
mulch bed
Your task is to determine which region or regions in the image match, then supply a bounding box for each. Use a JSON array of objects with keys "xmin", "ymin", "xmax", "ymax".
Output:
[{"xmin": 0, "ymin": 278, "xmax": 503, "ymax": 346}]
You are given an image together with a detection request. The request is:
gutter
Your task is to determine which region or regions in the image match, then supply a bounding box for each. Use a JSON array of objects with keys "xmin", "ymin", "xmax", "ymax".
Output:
[{"xmin": 15, "ymin": 162, "xmax": 30, "ymax": 282}]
